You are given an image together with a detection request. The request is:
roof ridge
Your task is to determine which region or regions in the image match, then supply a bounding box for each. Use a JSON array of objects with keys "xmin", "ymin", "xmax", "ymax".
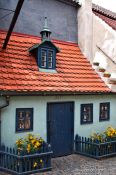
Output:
[
  {"xmin": 0, "ymin": 30, "xmax": 78, "ymax": 47},
  {"xmin": 92, "ymin": 3, "xmax": 116, "ymax": 20}
]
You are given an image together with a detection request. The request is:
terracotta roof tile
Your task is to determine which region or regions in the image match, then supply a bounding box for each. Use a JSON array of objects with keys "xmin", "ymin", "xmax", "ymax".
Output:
[
  {"xmin": 92, "ymin": 4, "xmax": 116, "ymax": 30},
  {"xmin": 0, "ymin": 31, "xmax": 110, "ymax": 94}
]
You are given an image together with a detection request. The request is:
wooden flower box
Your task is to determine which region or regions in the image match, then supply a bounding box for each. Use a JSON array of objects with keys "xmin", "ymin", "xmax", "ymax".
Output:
[
  {"xmin": 75, "ymin": 135, "xmax": 116, "ymax": 159},
  {"xmin": 0, "ymin": 144, "xmax": 53, "ymax": 175},
  {"xmin": 99, "ymin": 67, "xmax": 105, "ymax": 72},
  {"xmin": 103, "ymin": 72, "xmax": 111, "ymax": 78},
  {"xmin": 93, "ymin": 62, "xmax": 99, "ymax": 66}
]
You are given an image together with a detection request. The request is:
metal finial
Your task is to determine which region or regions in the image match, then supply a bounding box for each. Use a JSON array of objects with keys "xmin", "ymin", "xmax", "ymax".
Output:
[
  {"xmin": 44, "ymin": 17, "xmax": 48, "ymax": 29},
  {"xmin": 40, "ymin": 17, "xmax": 51, "ymax": 41}
]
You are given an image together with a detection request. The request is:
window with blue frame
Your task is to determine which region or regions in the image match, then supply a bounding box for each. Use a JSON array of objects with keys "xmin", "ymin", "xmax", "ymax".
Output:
[
  {"xmin": 16, "ymin": 108, "xmax": 33, "ymax": 132},
  {"xmin": 41, "ymin": 48, "xmax": 54, "ymax": 69},
  {"xmin": 99, "ymin": 102, "xmax": 110, "ymax": 121},
  {"xmin": 81, "ymin": 104, "xmax": 93, "ymax": 124}
]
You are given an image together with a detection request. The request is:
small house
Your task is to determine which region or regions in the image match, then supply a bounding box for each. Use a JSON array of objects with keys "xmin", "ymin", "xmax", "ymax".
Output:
[{"xmin": 0, "ymin": 0, "xmax": 116, "ymax": 157}]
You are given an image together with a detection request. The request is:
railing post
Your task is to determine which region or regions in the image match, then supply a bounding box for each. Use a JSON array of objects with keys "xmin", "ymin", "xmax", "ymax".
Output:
[
  {"xmin": 18, "ymin": 157, "xmax": 23, "ymax": 173},
  {"xmin": 47, "ymin": 144, "xmax": 52, "ymax": 168},
  {"xmin": 96, "ymin": 143, "xmax": 100, "ymax": 159},
  {"xmin": 75, "ymin": 134, "xmax": 81, "ymax": 153}
]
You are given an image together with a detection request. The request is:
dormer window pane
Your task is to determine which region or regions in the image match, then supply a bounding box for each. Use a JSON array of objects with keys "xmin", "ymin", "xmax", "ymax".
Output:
[
  {"xmin": 48, "ymin": 51, "xmax": 53, "ymax": 68},
  {"xmin": 41, "ymin": 50, "xmax": 47, "ymax": 67},
  {"xmin": 40, "ymin": 48, "xmax": 55, "ymax": 69}
]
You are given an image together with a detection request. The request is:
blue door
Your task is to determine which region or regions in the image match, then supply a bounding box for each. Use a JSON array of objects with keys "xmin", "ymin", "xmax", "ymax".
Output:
[{"xmin": 47, "ymin": 102, "xmax": 74, "ymax": 157}]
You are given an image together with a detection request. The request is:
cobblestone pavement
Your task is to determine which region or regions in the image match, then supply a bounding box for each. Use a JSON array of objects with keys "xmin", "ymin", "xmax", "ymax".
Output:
[{"xmin": 0, "ymin": 154, "xmax": 116, "ymax": 175}]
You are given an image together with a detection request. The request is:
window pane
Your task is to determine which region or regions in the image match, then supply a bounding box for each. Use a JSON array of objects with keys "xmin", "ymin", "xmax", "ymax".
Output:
[
  {"xmin": 16, "ymin": 108, "xmax": 33, "ymax": 132},
  {"xmin": 48, "ymin": 51, "xmax": 53, "ymax": 61},
  {"xmin": 48, "ymin": 51, "xmax": 53, "ymax": 68},
  {"xmin": 18, "ymin": 111, "xmax": 25, "ymax": 129},
  {"xmin": 41, "ymin": 50, "xmax": 47, "ymax": 67},
  {"xmin": 81, "ymin": 104, "xmax": 93, "ymax": 124},
  {"xmin": 41, "ymin": 61, "xmax": 46, "ymax": 67},
  {"xmin": 24, "ymin": 111, "xmax": 31, "ymax": 129},
  {"xmin": 99, "ymin": 103, "xmax": 110, "ymax": 121},
  {"xmin": 48, "ymin": 62, "xmax": 52, "ymax": 68}
]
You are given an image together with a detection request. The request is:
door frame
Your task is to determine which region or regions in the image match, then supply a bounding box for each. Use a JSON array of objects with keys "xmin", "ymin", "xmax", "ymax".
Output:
[{"xmin": 47, "ymin": 101, "xmax": 74, "ymax": 156}]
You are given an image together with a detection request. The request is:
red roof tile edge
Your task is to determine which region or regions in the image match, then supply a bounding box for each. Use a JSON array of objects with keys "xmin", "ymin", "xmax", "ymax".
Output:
[{"xmin": 92, "ymin": 3, "xmax": 116, "ymax": 20}]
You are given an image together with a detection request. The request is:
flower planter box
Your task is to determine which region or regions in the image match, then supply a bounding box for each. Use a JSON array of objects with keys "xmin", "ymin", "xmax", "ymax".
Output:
[
  {"xmin": 93, "ymin": 62, "xmax": 99, "ymax": 66},
  {"xmin": 75, "ymin": 135, "xmax": 116, "ymax": 159},
  {"xmin": 0, "ymin": 144, "xmax": 53, "ymax": 175},
  {"xmin": 99, "ymin": 68, "xmax": 105, "ymax": 72},
  {"xmin": 103, "ymin": 73, "xmax": 111, "ymax": 78}
]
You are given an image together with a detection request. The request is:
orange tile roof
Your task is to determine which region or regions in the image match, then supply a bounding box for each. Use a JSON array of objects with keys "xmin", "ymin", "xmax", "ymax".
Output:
[{"xmin": 0, "ymin": 31, "xmax": 110, "ymax": 94}]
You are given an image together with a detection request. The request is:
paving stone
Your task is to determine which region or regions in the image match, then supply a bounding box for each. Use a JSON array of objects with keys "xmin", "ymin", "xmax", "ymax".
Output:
[{"xmin": 0, "ymin": 154, "xmax": 116, "ymax": 175}]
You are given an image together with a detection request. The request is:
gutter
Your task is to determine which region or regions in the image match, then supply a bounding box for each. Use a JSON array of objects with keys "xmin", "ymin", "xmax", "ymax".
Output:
[
  {"xmin": 0, "ymin": 96, "xmax": 10, "ymax": 146},
  {"xmin": 0, "ymin": 91, "xmax": 114, "ymax": 96},
  {"xmin": 0, "ymin": 96, "xmax": 10, "ymax": 109}
]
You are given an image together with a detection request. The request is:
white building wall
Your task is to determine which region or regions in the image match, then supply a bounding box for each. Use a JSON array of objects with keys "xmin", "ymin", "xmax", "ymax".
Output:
[
  {"xmin": 1, "ymin": 95, "xmax": 116, "ymax": 147},
  {"xmin": 78, "ymin": 0, "xmax": 93, "ymax": 61},
  {"xmin": 78, "ymin": 0, "xmax": 116, "ymax": 71},
  {"xmin": 92, "ymin": 14, "xmax": 116, "ymax": 73}
]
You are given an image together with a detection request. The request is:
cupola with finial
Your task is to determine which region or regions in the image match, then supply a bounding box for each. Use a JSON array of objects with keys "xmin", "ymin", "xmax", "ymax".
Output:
[
  {"xmin": 40, "ymin": 17, "xmax": 51, "ymax": 41},
  {"xmin": 29, "ymin": 17, "xmax": 60, "ymax": 71}
]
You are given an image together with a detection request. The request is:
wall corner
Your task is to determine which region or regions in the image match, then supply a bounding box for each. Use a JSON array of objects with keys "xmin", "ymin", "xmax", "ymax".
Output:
[{"xmin": 77, "ymin": 0, "xmax": 93, "ymax": 61}]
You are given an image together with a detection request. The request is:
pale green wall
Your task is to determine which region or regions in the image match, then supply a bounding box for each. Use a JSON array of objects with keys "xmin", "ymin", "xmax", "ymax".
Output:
[{"xmin": 1, "ymin": 94, "xmax": 116, "ymax": 147}]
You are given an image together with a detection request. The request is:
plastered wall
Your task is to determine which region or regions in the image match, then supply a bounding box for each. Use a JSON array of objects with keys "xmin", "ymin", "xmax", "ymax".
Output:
[
  {"xmin": 1, "ymin": 94, "xmax": 116, "ymax": 147},
  {"xmin": 92, "ymin": 14, "xmax": 116, "ymax": 73},
  {"xmin": 0, "ymin": 0, "xmax": 78, "ymax": 42}
]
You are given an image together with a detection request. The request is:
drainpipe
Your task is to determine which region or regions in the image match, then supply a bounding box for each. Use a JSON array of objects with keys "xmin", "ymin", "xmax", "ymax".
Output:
[
  {"xmin": 0, "ymin": 96, "xmax": 10, "ymax": 109},
  {"xmin": 0, "ymin": 96, "xmax": 10, "ymax": 147}
]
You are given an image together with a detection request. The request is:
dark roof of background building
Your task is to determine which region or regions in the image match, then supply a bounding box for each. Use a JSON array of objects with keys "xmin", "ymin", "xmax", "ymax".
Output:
[
  {"xmin": 92, "ymin": 3, "xmax": 116, "ymax": 30},
  {"xmin": 58, "ymin": 0, "xmax": 80, "ymax": 6},
  {"xmin": 0, "ymin": 30, "xmax": 110, "ymax": 95}
]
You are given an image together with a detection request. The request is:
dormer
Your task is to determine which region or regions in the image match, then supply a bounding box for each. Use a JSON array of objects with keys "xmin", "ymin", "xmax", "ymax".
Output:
[{"xmin": 29, "ymin": 17, "xmax": 60, "ymax": 71}]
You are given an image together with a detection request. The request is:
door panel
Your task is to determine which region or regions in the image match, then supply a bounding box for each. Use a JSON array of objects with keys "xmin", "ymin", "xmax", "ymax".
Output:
[{"xmin": 47, "ymin": 102, "xmax": 74, "ymax": 157}]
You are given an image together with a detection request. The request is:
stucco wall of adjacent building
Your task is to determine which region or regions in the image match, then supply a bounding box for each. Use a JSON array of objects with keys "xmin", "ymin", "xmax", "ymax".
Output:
[
  {"xmin": 78, "ymin": 0, "xmax": 116, "ymax": 75},
  {"xmin": 0, "ymin": 0, "xmax": 78, "ymax": 42},
  {"xmin": 1, "ymin": 95, "xmax": 116, "ymax": 147},
  {"xmin": 78, "ymin": 0, "xmax": 93, "ymax": 60},
  {"xmin": 92, "ymin": 14, "xmax": 116, "ymax": 73}
]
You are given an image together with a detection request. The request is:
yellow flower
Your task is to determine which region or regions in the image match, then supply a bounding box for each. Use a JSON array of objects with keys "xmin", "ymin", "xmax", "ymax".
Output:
[
  {"xmin": 34, "ymin": 145, "xmax": 37, "ymax": 149},
  {"xmin": 27, "ymin": 144, "xmax": 31, "ymax": 148},
  {"xmin": 36, "ymin": 141, "xmax": 41, "ymax": 147},
  {"xmin": 16, "ymin": 140, "xmax": 18, "ymax": 144},
  {"xmin": 27, "ymin": 148, "xmax": 30, "ymax": 153},
  {"xmin": 29, "ymin": 134, "xmax": 33, "ymax": 140},
  {"xmin": 33, "ymin": 162, "xmax": 38, "ymax": 168},
  {"xmin": 40, "ymin": 159, "xmax": 43, "ymax": 163},
  {"xmin": 39, "ymin": 138, "xmax": 44, "ymax": 143},
  {"xmin": 27, "ymin": 144, "xmax": 31, "ymax": 153},
  {"xmin": 31, "ymin": 139, "xmax": 36, "ymax": 144}
]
